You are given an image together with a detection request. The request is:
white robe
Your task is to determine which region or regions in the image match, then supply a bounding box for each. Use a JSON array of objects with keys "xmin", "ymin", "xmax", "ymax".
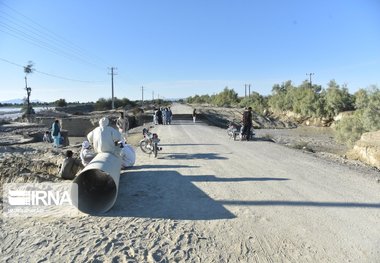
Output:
[
  {"xmin": 120, "ymin": 144, "xmax": 136, "ymax": 168},
  {"xmin": 87, "ymin": 117, "xmax": 122, "ymax": 154}
]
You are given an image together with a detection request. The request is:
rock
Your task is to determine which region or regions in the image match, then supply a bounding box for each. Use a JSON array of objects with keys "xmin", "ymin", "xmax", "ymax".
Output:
[{"xmin": 348, "ymin": 130, "xmax": 380, "ymax": 169}]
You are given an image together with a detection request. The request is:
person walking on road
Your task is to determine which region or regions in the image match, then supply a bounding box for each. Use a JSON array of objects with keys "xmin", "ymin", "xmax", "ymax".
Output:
[{"xmin": 192, "ymin": 108, "xmax": 197, "ymax": 123}]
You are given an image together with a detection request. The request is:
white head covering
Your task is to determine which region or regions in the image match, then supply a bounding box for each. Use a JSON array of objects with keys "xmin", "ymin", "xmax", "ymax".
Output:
[
  {"xmin": 99, "ymin": 117, "xmax": 109, "ymax": 128},
  {"xmin": 82, "ymin": 140, "xmax": 90, "ymax": 149}
]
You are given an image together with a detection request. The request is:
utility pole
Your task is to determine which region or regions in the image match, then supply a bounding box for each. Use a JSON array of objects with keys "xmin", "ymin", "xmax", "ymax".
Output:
[
  {"xmin": 141, "ymin": 86, "xmax": 144, "ymax": 108},
  {"xmin": 108, "ymin": 67, "xmax": 117, "ymax": 109},
  {"xmin": 306, "ymin": 73, "xmax": 314, "ymax": 89}
]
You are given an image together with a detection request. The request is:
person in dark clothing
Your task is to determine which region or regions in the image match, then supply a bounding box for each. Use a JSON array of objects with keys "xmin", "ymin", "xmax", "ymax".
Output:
[
  {"xmin": 157, "ymin": 108, "xmax": 163, "ymax": 124},
  {"xmin": 241, "ymin": 107, "xmax": 253, "ymax": 141},
  {"xmin": 192, "ymin": 108, "xmax": 197, "ymax": 123},
  {"xmin": 58, "ymin": 150, "xmax": 81, "ymax": 180},
  {"xmin": 51, "ymin": 119, "xmax": 61, "ymax": 147}
]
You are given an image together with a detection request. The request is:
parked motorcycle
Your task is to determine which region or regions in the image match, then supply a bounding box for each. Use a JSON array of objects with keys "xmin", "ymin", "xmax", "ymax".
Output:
[
  {"xmin": 227, "ymin": 122, "xmax": 255, "ymax": 141},
  {"xmin": 239, "ymin": 126, "xmax": 255, "ymax": 141},
  {"xmin": 139, "ymin": 128, "xmax": 162, "ymax": 157},
  {"xmin": 227, "ymin": 122, "xmax": 240, "ymax": 141}
]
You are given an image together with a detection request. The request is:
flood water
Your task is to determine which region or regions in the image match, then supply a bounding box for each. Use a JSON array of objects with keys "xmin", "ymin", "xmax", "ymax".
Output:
[{"xmin": 0, "ymin": 107, "xmax": 51, "ymax": 120}]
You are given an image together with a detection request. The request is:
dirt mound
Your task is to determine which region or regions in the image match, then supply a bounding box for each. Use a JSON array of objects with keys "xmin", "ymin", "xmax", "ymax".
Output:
[
  {"xmin": 348, "ymin": 130, "xmax": 380, "ymax": 169},
  {"xmin": 0, "ymin": 146, "xmax": 63, "ymax": 189}
]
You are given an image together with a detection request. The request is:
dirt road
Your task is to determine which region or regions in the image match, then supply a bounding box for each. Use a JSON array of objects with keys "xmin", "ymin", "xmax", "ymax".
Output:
[{"xmin": 2, "ymin": 104, "xmax": 380, "ymax": 262}]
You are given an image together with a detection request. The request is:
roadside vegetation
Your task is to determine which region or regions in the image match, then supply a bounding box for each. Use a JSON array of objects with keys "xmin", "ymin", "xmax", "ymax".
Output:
[{"xmin": 187, "ymin": 80, "xmax": 380, "ymax": 146}]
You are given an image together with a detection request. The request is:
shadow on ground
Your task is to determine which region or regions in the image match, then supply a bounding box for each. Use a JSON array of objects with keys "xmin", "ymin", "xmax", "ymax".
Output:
[
  {"xmin": 126, "ymin": 164, "xmax": 200, "ymax": 170},
  {"xmin": 160, "ymin": 143, "xmax": 220, "ymax": 147},
  {"xmin": 106, "ymin": 170, "xmax": 236, "ymax": 220},
  {"xmin": 159, "ymin": 153, "xmax": 228, "ymax": 160},
  {"xmin": 218, "ymin": 200, "xmax": 380, "ymax": 209}
]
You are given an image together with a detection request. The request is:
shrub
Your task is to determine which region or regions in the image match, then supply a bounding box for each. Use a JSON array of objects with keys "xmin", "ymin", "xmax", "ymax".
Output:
[
  {"xmin": 55, "ymin": 99, "xmax": 67, "ymax": 107},
  {"xmin": 334, "ymin": 111, "xmax": 365, "ymax": 146},
  {"xmin": 211, "ymin": 87, "xmax": 239, "ymax": 107},
  {"xmin": 95, "ymin": 97, "xmax": 136, "ymax": 110},
  {"xmin": 324, "ymin": 80, "xmax": 354, "ymax": 117},
  {"xmin": 361, "ymin": 87, "xmax": 380, "ymax": 131},
  {"xmin": 239, "ymin": 92, "xmax": 268, "ymax": 114}
]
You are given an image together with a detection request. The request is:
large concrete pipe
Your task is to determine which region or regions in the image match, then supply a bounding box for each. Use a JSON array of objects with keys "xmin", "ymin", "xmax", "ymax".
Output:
[{"xmin": 72, "ymin": 152, "xmax": 121, "ymax": 214}]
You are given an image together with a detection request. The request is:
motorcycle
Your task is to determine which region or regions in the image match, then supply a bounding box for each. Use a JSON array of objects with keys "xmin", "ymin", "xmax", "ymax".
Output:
[
  {"xmin": 139, "ymin": 128, "xmax": 162, "ymax": 157},
  {"xmin": 239, "ymin": 126, "xmax": 255, "ymax": 141},
  {"xmin": 227, "ymin": 122, "xmax": 240, "ymax": 141},
  {"xmin": 227, "ymin": 121, "xmax": 255, "ymax": 141}
]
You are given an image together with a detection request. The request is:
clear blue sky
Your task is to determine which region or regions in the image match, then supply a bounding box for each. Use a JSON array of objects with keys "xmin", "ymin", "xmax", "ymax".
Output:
[{"xmin": 0, "ymin": 0, "xmax": 379, "ymax": 103}]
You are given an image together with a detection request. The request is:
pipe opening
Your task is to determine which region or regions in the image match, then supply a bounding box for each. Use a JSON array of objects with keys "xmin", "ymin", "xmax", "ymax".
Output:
[{"xmin": 73, "ymin": 169, "xmax": 117, "ymax": 214}]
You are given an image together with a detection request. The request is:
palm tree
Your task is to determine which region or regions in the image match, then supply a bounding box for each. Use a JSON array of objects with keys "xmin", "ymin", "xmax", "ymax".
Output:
[{"xmin": 24, "ymin": 61, "xmax": 34, "ymax": 114}]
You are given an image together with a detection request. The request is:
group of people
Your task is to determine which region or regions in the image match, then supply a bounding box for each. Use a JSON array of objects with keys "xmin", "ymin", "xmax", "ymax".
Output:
[
  {"xmin": 58, "ymin": 113, "xmax": 136, "ymax": 180},
  {"xmin": 153, "ymin": 107, "xmax": 172, "ymax": 125}
]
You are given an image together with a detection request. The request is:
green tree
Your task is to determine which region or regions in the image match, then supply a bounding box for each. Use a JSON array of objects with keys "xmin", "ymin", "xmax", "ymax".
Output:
[
  {"xmin": 55, "ymin": 99, "xmax": 67, "ymax": 107},
  {"xmin": 354, "ymin": 88, "xmax": 369, "ymax": 109},
  {"xmin": 211, "ymin": 87, "xmax": 239, "ymax": 107},
  {"xmin": 268, "ymin": 81, "xmax": 295, "ymax": 112},
  {"xmin": 324, "ymin": 80, "xmax": 354, "ymax": 117},
  {"xmin": 95, "ymin": 98, "xmax": 112, "ymax": 110},
  {"xmin": 334, "ymin": 111, "xmax": 365, "ymax": 146},
  {"xmin": 239, "ymin": 92, "xmax": 268, "ymax": 114},
  {"xmin": 362, "ymin": 86, "xmax": 380, "ymax": 131},
  {"xmin": 334, "ymin": 85, "xmax": 380, "ymax": 146}
]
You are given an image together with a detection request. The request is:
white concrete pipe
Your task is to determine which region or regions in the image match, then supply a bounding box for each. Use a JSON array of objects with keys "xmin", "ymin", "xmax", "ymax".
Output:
[{"xmin": 72, "ymin": 152, "xmax": 121, "ymax": 214}]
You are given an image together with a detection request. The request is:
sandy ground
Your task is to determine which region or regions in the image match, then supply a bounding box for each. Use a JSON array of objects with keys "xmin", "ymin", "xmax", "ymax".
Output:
[{"xmin": 1, "ymin": 104, "xmax": 380, "ymax": 262}]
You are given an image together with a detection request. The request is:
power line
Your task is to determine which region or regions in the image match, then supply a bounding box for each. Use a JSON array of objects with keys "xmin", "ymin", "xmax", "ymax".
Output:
[
  {"xmin": 0, "ymin": 22, "xmax": 105, "ymax": 71},
  {"xmin": 0, "ymin": 24, "xmax": 101, "ymax": 69},
  {"xmin": 0, "ymin": 2, "xmax": 108, "ymax": 65},
  {"xmin": 0, "ymin": 2, "xmax": 108, "ymax": 70},
  {"xmin": 0, "ymin": 57, "xmax": 106, "ymax": 83},
  {"xmin": 0, "ymin": 11, "xmax": 88, "ymax": 60}
]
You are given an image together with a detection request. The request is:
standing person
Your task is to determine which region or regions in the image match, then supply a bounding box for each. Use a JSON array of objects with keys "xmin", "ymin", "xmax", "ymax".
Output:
[
  {"xmin": 51, "ymin": 119, "xmax": 61, "ymax": 147},
  {"xmin": 157, "ymin": 108, "xmax": 163, "ymax": 124},
  {"xmin": 58, "ymin": 150, "xmax": 81, "ymax": 180},
  {"xmin": 153, "ymin": 108, "xmax": 158, "ymax": 125},
  {"xmin": 241, "ymin": 107, "xmax": 253, "ymax": 141},
  {"xmin": 192, "ymin": 108, "xmax": 197, "ymax": 123},
  {"xmin": 167, "ymin": 107, "xmax": 172, "ymax": 124},
  {"xmin": 116, "ymin": 111, "xmax": 129, "ymax": 139},
  {"xmin": 87, "ymin": 117, "xmax": 122, "ymax": 155},
  {"xmin": 162, "ymin": 108, "xmax": 167, "ymax": 125}
]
